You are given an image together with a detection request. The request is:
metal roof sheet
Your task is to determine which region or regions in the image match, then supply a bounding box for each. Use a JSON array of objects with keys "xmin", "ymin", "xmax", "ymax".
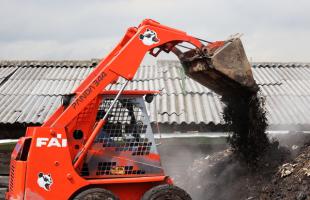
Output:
[
  {"xmin": 0, "ymin": 60, "xmax": 309, "ymax": 129},
  {"xmin": 146, "ymin": 93, "xmax": 223, "ymax": 125},
  {"xmin": 0, "ymin": 95, "xmax": 61, "ymax": 124},
  {"xmin": 109, "ymin": 78, "xmax": 211, "ymax": 94}
]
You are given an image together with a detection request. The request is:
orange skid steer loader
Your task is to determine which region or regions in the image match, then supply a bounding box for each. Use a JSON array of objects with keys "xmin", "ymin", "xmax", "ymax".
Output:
[{"xmin": 6, "ymin": 19, "xmax": 257, "ymax": 200}]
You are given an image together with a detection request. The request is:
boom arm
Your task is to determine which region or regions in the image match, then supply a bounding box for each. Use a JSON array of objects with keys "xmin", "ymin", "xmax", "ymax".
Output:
[{"xmin": 43, "ymin": 19, "xmax": 204, "ymax": 129}]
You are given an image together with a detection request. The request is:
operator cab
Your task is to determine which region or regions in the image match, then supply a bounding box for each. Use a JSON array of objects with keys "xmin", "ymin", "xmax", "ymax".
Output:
[{"xmin": 81, "ymin": 90, "xmax": 163, "ymax": 178}]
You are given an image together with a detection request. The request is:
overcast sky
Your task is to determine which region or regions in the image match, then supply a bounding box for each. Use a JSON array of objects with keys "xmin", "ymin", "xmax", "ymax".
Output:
[{"xmin": 0, "ymin": 0, "xmax": 309, "ymax": 63}]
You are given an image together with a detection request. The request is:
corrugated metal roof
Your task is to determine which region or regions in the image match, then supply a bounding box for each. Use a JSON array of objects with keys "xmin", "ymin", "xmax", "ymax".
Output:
[
  {"xmin": 0, "ymin": 67, "xmax": 17, "ymax": 85},
  {"xmin": 0, "ymin": 95, "xmax": 61, "ymax": 124},
  {"xmin": 109, "ymin": 78, "xmax": 211, "ymax": 94},
  {"xmin": 0, "ymin": 60, "xmax": 310, "ymax": 129},
  {"xmin": 147, "ymin": 93, "xmax": 223, "ymax": 125}
]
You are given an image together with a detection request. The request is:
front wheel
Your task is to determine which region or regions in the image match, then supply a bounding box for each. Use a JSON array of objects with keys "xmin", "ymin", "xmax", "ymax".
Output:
[
  {"xmin": 141, "ymin": 184, "xmax": 192, "ymax": 200},
  {"xmin": 73, "ymin": 188, "xmax": 119, "ymax": 200}
]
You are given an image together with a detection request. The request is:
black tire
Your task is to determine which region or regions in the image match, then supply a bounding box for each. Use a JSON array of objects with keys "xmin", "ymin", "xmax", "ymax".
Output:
[
  {"xmin": 141, "ymin": 184, "xmax": 192, "ymax": 200},
  {"xmin": 73, "ymin": 188, "xmax": 119, "ymax": 200}
]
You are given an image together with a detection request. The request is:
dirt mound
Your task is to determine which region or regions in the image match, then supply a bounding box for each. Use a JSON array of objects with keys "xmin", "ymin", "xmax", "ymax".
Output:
[
  {"xmin": 261, "ymin": 143, "xmax": 310, "ymax": 200},
  {"xmin": 178, "ymin": 141, "xmax": 291, "ymax": 200}
]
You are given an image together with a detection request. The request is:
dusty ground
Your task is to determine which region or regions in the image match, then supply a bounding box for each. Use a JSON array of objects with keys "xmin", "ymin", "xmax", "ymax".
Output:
[
  {"xmin": 0, "ymin": 135, "xmax": 309, "ymax": 199},
  {"xmin": 172, "ymin": 134, "xmax": 310, "ymax": 200},
  {"xmin": 0, "ymin": 144, "xmax": 12, "ymax": 199},
  {"xmin": 0, "ymin": 176, "xmax": 8, "ymax": 199}
]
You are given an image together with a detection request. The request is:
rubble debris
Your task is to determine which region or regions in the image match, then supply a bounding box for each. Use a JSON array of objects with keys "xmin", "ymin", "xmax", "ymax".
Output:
[
  {"xmin": 279, "ymin": 163, "xmax": 297, "ymax": 177},
  {"xmin": 261, "ymin": 144, "xmax": 310, "ymax": 200},
  {"xmin": 292, "ymin": 145, "xmax": 299, "ymax": 150},
  {"xmin": 303, "ymin": 168, "xmax": 310, "ymax": 177}
]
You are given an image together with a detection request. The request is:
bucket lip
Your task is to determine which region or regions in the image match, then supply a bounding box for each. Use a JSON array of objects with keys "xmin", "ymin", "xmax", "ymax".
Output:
[{"xmin": 211, "ymin": 35, "xmax": 243, "ymax": 56}]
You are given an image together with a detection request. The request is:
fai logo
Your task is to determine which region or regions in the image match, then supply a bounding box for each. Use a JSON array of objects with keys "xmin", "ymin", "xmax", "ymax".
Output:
[
  {"xmin": 36, "ymin": 134, "xmax": 67, "ymax": 148},
  {"xmin": 139, "ymin": 29, "xmax": 159, "ymax": 46},
  {"xmin": 37, "ymin": 172, "xmax": 53, "ymax": 191}
]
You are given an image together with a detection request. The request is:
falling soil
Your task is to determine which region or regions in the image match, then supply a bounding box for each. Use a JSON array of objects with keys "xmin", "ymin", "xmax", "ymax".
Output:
[
  {"xmin": 179, "ymin": 51, "xmax": 270, "ymax": 164},
  {"xmin": 221, "ymin": 89, "xmax": 271, "ymax": 165}
]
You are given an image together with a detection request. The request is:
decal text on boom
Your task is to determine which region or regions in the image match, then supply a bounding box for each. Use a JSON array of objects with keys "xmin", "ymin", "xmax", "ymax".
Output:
[{"xmin": 72, "ymin": 72, "xmax": 106, "ymax": 109}]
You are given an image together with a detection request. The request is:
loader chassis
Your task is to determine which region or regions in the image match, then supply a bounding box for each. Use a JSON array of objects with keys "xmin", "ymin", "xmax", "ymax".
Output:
[
  {"xmin": 7, "ymin": 19, "xmax": 256, "ymax": 200},
  {"xmin": 8, "ymin": 92, "xmax": 167, "ymax": 200}
]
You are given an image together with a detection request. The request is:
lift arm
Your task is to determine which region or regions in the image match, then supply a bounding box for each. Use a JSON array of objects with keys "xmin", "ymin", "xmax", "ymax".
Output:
[{"xmin": 43, "ymin": 19, "xmax": 205, "ymax": 129}]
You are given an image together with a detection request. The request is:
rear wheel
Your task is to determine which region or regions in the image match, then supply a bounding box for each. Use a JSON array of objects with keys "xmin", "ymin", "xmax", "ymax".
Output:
[
  {"xmin": 141, "ymin": 184, "xmax": 192, "ymax": 200},
  {"xmin": 73, "ymin": 188, "xmax": 119, "ymax": 200}
]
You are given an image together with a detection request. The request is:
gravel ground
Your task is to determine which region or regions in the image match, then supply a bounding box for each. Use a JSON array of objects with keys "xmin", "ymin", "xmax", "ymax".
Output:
[
  {"xmin": 0, "ymin": 176, "xmax": 8, "ymax": 199},
  {"xmin": 0, "ymin": 187, "xmax": 7, "ymax": 199},
  {"xmin": 0, "ymin": 146, "xmax": 12, "ymax": 199}
]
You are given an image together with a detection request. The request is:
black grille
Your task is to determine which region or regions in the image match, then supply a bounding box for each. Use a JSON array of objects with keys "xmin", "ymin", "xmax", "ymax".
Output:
[
  {"xmin": 96, "ymin": 162, "xmax": 145, "ymax": 175},
  {"xmin": 81, "ymin": 163, "xmax": 89, "ymax": 176},
  {"xmin": 81, "ymin": 96, "xmax": 161, "ymax": 178},
  {"xmin": 95, "ymin": 98, "xmax": 152, "ymax": 156}
]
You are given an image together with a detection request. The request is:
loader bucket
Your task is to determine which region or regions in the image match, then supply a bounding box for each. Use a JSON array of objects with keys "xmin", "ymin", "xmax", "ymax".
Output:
[{"xmin": 179, "ymin": 37, "xmax": 258, "ymax": 96}]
